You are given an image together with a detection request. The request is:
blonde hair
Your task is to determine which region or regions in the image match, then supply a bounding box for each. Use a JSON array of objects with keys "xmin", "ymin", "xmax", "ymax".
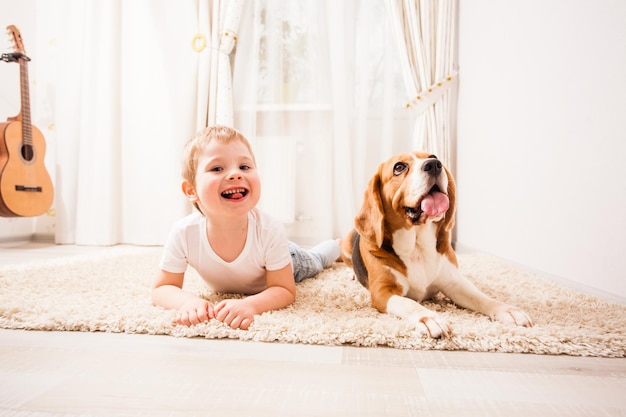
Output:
[{"xmin": 182, "ymin": 125, "xmax": 256, "ymax": 211}]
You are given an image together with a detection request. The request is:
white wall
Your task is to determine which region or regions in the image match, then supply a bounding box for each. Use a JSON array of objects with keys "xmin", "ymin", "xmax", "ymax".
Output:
[{"xmin": 456, "ymin": 0, "xmax": 626, "ymax": 301}]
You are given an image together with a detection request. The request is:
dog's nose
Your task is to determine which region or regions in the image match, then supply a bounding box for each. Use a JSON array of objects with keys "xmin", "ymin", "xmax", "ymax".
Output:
[{"xmin": 422, "ymin": 159, "xmax": 442, "ymax": 175}]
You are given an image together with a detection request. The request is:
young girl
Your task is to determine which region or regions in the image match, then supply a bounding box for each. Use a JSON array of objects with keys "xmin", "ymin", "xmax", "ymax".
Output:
[{"xmin": 152, "ymin": 125, "xmax": 339, "ymax": 330}]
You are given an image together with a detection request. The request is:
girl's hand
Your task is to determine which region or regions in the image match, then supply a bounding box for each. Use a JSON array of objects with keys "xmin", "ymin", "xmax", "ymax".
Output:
[
  {"xmin": 214, "ymin": 299, "xmax": 257, "ymax": 330},
  {"xmin": 176, "ymin": 299, "xmax": 215, "ymax": 326}
]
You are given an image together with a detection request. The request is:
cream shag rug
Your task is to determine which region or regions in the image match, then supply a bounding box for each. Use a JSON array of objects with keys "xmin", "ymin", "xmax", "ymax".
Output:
[{"xmin": 0, "ymin": 246, "xmax": 624, "ymax": 357}]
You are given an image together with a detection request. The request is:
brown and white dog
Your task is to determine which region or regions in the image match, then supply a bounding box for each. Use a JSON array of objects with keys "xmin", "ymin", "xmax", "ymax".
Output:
[{"xmin": 341, "ymin": 151, "xmax": 533, "ymax": 338}]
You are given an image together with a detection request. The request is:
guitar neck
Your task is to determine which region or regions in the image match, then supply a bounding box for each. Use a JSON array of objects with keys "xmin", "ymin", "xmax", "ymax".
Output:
[{"xmin": 19, "ymin": 57, "xmax": 32, "ymax": 147}]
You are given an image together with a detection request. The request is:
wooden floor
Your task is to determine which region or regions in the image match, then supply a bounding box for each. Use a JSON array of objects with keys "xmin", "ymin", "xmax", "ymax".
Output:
[{"xmin": 1, "ymin": 243, "xmax": 626, "ymax": 416}]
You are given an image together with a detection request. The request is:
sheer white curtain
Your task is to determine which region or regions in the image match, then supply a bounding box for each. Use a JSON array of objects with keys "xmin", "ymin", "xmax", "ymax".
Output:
[
  {"xmin": 196, "ymin": 0, "xmax": 244, "ymax": 129},
  {"xmin": 232, "ymin": 0, "xmax": 416, "ymax": 243},
  {"xmin": 233, "ymin": 1, "xmax": 343, "ymax": 243},
  {"xmin": 34, "ymin": 0, "xmax": 206, "ymax": 245},
  {"xmin": 387, "ymin": 0, "xmax": 459, "ymax": 167},
  {"xmin": 31, "ymin": 0, "xmax": 457, "ymax": 246}
]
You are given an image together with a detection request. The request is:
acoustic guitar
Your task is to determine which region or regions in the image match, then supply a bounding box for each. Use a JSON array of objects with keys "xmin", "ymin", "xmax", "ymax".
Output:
[{"xmin": 0, "ymin": 25, "xmax": 53, "ymax": 217}]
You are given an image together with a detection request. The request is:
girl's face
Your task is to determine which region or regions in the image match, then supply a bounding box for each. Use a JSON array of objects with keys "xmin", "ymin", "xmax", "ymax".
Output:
[{"xmin": 184, "ymin": 140, "xmax": 261, "ymax": 219}]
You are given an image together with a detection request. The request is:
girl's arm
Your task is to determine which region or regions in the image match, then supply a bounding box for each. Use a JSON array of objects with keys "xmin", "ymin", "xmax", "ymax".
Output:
[
  {"xmin": 214, "ymin": 263, "xmax": 296, "ymax": 330},
  {"xmin": 152, "ymin": 269, "xmax": 215, "ymax": 326}
]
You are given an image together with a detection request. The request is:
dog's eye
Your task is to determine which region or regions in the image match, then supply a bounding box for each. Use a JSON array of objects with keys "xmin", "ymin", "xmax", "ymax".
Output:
[{"xmin": 393, "ymin": 162, "xmax": 408, "ymax": 176}]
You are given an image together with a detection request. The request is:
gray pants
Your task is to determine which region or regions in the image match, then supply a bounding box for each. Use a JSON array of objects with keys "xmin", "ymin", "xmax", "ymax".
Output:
[{"xmin": 288, "ymin": 240, "xmax": 340, "ymax": 282}]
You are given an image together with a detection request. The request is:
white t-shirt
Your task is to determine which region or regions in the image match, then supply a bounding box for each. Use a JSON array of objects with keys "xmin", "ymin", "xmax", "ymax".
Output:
[{"xmin": 159, "ymin": 208, "xmax": 291, "ymax": 294}]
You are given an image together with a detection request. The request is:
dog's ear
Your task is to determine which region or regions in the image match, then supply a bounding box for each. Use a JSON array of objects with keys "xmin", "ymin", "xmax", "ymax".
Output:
[
  {"xmin": 442, "ymin": 166, "xmax": 456, "ymax": 233},
  {"xmin": 437, "ymin": 166, "xmax": 457, "ymax": 264},
  {"xmin": 354, "ymin": 170, "xmax": 386, "ymax": 248}
]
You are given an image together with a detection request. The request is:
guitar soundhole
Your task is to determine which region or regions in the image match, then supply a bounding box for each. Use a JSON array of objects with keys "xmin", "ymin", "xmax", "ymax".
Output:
[{"xmin": 21, "ymin": 144, "xmax": 34, "ymax": 162}]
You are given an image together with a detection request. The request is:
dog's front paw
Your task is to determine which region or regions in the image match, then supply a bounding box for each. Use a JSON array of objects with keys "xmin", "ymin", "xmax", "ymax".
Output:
[
  {"xmin": 491, "ymin": 304, "xmax": 533, "ymax": 327},
  {"xmin": 413, "ymin": 312, "xmax": 451, "ymax": 338},
  {"xmin": 387, "ymin": 295, "xmax": 452, "ymax": 338}
]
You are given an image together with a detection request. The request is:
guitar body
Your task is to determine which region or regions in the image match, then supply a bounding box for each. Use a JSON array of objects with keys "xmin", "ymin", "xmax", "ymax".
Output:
[
  {"xmin": 0, "ymin": 25, "xmax": 54, "ymax": 217},
  {"xmin": 0, "ymin": 121, "xmax": 53, "ymax": 217}
]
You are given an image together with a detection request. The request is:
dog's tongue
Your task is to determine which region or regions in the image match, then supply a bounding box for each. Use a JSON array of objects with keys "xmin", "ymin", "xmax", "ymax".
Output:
[{"xmin": 420, "ymin": 192, "xmax": 449, "ymax": 216}]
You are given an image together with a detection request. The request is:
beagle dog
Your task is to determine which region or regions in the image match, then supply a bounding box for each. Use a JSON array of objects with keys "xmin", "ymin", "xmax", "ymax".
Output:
[{"xmin": 341, "ymin": 151, "xmax": 533, "ymax": 338}]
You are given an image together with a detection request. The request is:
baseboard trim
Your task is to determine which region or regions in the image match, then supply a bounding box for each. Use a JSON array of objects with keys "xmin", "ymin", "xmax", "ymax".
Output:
[
  {"xmin": 32, "ymin": 233, "xmax": 55, "ymax": 244},
  {"xmin": 453, "ymin": 242, "xmax": 626, "ymax": 305},
  {"xmin": 0, "ymin": 235, "xmax": 33, "ymax": 246},
  {"xmin": 0, "ymin": 234, "xmax": 55, "ymax": 247}
]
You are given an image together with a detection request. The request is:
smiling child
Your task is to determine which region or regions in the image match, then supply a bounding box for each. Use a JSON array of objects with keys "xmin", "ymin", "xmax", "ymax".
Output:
[{"xmin": 151, "ymin": 125, "xmax": 339, "ymax": 330}]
